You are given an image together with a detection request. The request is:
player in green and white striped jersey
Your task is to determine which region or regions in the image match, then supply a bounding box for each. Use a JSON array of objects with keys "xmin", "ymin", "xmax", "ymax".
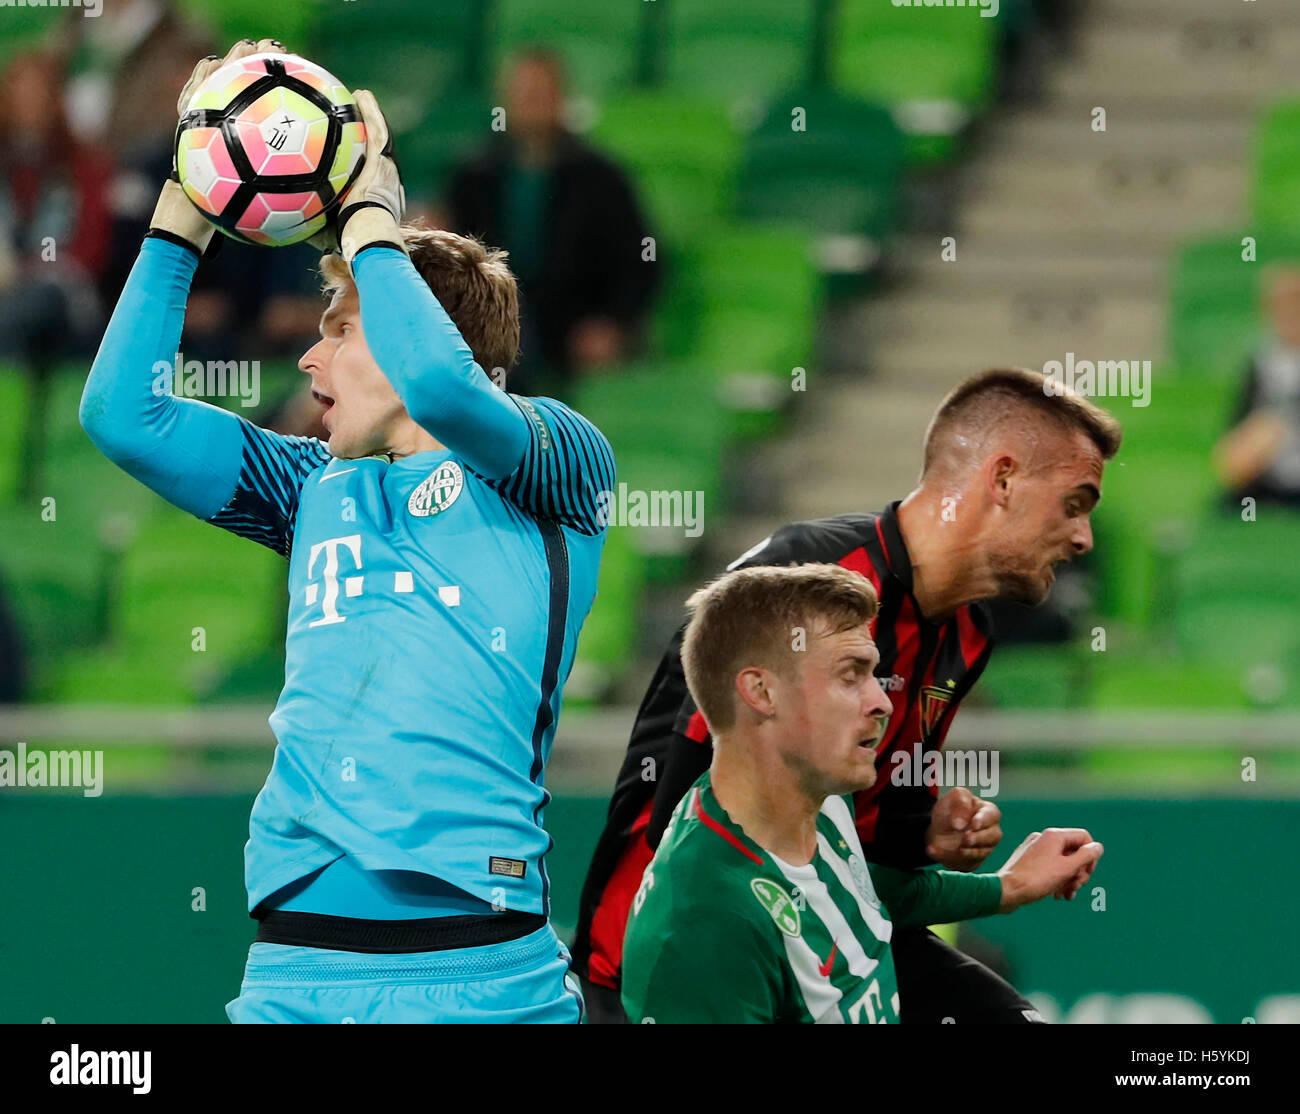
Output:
[{"xmin": 621, "ymin": 563, "xmax": 1102, "ymax": 1024}]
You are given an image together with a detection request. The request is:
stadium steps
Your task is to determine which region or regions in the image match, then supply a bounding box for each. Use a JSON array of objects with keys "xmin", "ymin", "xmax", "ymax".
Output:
[
  {"xmin": 1048, "ymin": 24, "xmax": 1300, "ymax": 115},
  {"xmin": 1090, "ymin": 0, "xmax": 1300, "ymax": 26},
  {"xmin": 900, "ymin": 234, "xmax": 1161, "ymax": 295},
  {"xmin": 788, "ymin": 0, "xmax": 1267, "ymax": 519}
]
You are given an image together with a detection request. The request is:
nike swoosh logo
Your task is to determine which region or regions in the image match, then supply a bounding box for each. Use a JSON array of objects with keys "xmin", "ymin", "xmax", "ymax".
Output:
[
  {"xmin": 819, "ymin": 940, "xmax": 838, "ymax": 978},
  {"xmin": 320, "ymin": 468, "xmax": 357, "ymax": 482}
]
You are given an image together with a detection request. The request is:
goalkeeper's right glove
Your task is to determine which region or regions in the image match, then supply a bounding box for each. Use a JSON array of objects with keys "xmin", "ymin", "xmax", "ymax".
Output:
[{"xmin": 148, "ymin": 38, "xmax": 286, "ymax": 257}]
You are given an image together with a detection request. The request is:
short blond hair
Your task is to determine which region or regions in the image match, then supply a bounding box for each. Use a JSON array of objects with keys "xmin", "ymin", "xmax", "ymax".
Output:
[
  {"xmin": 321, "ymin": 223, "xmax": 520, "ymax": 376},
  {"xmin": 681, "ymin": 563, "xmax": 880, "ymax": 734}
]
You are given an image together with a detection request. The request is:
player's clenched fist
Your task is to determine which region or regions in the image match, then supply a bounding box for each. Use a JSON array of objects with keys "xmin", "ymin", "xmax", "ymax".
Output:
[
  {"xmin": 995, "ymin": 827, "xmax": 1103, "ymax": 912},
  {"xmin": 925, "ymin": 786, "xmax": 1003, "ymax": 870}
]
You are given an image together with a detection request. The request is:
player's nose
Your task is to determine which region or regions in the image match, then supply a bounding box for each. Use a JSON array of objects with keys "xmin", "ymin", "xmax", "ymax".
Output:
[
  {"xmin": 1071, "ymin": 517, "xmax": 1094, "ymax": 555},
  {"xmin": 298, "ymin": 338, "xmax": 326, "ymax": 374},
  {"xmin": 864, "ymin": 674, "xmax": 892, "ymax": 721}
]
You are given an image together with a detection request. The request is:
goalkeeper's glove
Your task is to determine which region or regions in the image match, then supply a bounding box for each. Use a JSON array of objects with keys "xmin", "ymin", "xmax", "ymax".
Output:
[
  {"xmin": 148, "ymin": 38, "xmax": 288, "ymax": 256},
  {"xmin": 321, "ymin": 89, "xmax": 408, "ymax": 263}
]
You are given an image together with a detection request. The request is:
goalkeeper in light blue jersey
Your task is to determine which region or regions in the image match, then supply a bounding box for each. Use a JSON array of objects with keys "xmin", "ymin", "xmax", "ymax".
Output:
[{"xmin": 79, "ymin": 41, "xmax": 614, "ymax": 1023}]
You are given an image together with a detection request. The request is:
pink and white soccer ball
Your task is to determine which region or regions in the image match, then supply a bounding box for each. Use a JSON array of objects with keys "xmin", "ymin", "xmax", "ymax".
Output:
[{"xmin": 175, "ymin": 52, "xmax": 366, "ymax": 247}]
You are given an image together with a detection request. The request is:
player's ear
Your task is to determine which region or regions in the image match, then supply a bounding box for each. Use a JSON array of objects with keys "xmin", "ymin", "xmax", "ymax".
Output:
[
  {"xmin": 735, "ymin": 667, "xmax": 775, "ymax": 719},
  {"xmin": 989, "ymin": 454, "xmax": 1017, "ymax": 507}
]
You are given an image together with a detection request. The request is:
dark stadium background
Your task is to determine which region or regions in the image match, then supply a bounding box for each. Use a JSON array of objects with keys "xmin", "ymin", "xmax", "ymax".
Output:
[{"xmin": 1, "ymin": 0, "xmax": 1297, "ymax": 1023}]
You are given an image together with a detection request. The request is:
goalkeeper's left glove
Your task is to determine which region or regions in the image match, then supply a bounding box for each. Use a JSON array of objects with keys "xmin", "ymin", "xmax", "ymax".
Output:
[{"xmin": 315, "ymin": 89, "xmax": 407, "ymax": 263}]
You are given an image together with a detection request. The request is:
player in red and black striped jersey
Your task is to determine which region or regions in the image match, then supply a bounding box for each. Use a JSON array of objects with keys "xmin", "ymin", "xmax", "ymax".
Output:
[{"xmin": 572, "ymin": 367, "xmax": 1123, "ymax": 1023}]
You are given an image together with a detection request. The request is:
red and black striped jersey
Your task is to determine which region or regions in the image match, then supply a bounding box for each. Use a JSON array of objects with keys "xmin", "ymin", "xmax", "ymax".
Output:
[{"xmin": 572, "ymin": 502, "xmax": 996, "ymax": 991}]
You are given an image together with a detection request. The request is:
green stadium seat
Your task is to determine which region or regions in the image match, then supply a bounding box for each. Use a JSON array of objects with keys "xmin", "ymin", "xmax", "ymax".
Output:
[
  {"xmin": 977, "ymin": 644, "xmax": 1092, "ymax": 709},
  {"xmin": 310, "ymin": 2, "xmax": 490, "ymax": 134},
  {"xmin": 736, "ymin": 90, "xmax": 905, "ymax": 272},
  {"xmin": 1252, "ymin": 100, "xmax": 1300, "ymax": 234},
  {"xmin": 687, "ymin": 224, "xmax": 819, "ymax": 439},
  {"xmin": 494, "ymin": 0, "xmax": 649, "ymax": 101},
  {"xmin": 663, "ymin": 0, "xmax": 817, "ymax": 111},
  {"xmin": 395, "ymin": 90, "xmax": 495, "ymax": 204},
  {"xmin": 568, "ymin": 524, "xmax": 646, "ymax": 702},
  {"xmin": 1091, "ymin": 369, "xmax": 1237, "ymax": 629},
  {"xmin": 1088, "ymin": 655, "xmax": 1250, "ymax": 711},
  {"xmin": 831, "ymin": 0, "xmax": 996, "ymax": 164},
  {"xmin": 176, "ymin": 0, "xmax": 315, "ymax": 50},
  {"xmin": 1167, "ymin": 231, "xmax": 1300, "ymax": 373},
  {"xmin": 1167, "ymin": 515, "xmax": 1300, "ymax": 705},
  {"xmin": 587, "ymin": 94, "xmax": 741, "ymax": 250},
  {"xmin": 575, "ymin": 362, "xmax": 725, "ymax": 583}
]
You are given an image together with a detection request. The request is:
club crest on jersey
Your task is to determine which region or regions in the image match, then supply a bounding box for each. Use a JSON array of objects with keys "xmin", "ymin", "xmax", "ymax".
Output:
[
  {"xmin": 920, "ymin": 681, "xmax": 955, "ymax": 741},
  {"xmin": 848, "ymin": 854, "xmax": 879, "ymax": 907},
  {"xmin": 751, "ymin": 878, "xmax": 801, "ymax": 938},
  {"xmin": 408, "ymin": 461, "xmax": 464, "ymax": 518}
]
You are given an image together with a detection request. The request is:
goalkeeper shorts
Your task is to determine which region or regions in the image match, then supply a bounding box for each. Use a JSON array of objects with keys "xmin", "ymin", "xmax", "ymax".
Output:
[{"xmin": 225, "ymin": 920, "xmax": 583, "ymax": 1024}]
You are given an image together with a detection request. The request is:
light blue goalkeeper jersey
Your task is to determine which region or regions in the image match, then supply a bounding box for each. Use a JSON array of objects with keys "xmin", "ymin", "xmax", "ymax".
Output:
[{"xmin": 81, "ymin": 237, "xmax": 615, "ymax": 918}]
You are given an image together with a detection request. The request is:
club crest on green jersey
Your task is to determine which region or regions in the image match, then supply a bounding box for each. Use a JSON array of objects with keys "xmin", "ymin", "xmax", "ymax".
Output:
[
  {"xmin": 408, "ymin": 461, "xmax": 464, "ymax": 518},
  {"xmin": 751, "ymin": 878, "xmax": 801, "ymax": 937},
  {"xmin": 848, "ymin": 854, "xmax": 879, "ymax": 907}
]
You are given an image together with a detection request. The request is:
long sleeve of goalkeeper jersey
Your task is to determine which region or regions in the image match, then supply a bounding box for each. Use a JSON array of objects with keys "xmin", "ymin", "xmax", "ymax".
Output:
[
  {"xmin": 869, "ymin": 863, "xmax": 1003, "ymax": 928},
  {"xmin": 353, "ymin": 246, "xmax": 615, "ymax": 535},
  {"xmin": 79, "ymin": 236, "xmax": 331, "ymax": 556}
]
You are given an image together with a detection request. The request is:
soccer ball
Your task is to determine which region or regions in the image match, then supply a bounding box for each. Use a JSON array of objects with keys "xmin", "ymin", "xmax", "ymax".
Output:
[{"xmin": 175, "ymin": 52, "xmax": 366, "ymax": 247}]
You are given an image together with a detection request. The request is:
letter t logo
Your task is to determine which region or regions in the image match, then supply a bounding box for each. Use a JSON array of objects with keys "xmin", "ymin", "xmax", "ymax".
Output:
[{"xmin": 306, "ymin": 534, "xmax": 364, "ymax": 626}]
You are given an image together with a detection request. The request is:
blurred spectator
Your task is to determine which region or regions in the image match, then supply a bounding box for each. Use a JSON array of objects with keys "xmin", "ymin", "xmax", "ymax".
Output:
[
  {"xmin": 0, "ymin": 49, "xmax": 113, "ymax": 498},
  {"xmin": 54, "ymin": 0, "xmax": 180, "ymax": 145},
  {"xmin": 0, "ymin": 574, "xmax": 24, "ymax": 701},
  {"xmin": 441, "ymin": 48, "xmax": 658, "ymax": 398},
  {"xmin": 0, "ymin": 49, "xmax": 111, "ymax": 363},
  {"xmin": 1214, "ymin": 268, "xmax": 1300, "ymax": 509},
  {"xmin": 0, "ymin": 573, "xmax": 25, "ymax": 702}
]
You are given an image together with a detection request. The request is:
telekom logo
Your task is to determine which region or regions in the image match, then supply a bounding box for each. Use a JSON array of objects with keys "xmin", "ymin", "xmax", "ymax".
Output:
[
  {"xmin": 303, "ymin": 534, "xmax": 461, "ymax": 627},
  {"xmin": 306, "ymin": 535, "xmax": 364, "ymax": 627}
]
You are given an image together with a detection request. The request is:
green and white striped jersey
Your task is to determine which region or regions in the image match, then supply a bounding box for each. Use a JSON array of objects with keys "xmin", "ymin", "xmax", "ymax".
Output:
[{"xmin": 621, "ymin": 772, "xmax": 1003, "ymax": 1024}]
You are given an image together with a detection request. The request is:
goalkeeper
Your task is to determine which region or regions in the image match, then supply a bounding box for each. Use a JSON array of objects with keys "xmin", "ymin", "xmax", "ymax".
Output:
[
  {"xmin": 622, "ymin": 564, "xmax": 1101, "ymax": 1024},
  {"xmin": 80, "ymin": 40, "xmax": 613, "ymax": 1023}
]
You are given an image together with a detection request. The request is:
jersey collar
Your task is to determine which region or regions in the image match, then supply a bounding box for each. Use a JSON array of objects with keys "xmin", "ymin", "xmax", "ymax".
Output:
[
  {"xmin": 694, "ymin": 778, "xmax": 764, "ymax": 865},
  {"xmin": 876, "ymin": 500, "xmax": 914, "ymax": 594}
]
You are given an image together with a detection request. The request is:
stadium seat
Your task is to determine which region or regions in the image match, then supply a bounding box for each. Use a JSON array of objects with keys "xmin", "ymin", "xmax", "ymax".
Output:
[
  {"xmin": 394, "ymin": 89, "xmax": 495, "ymax": 204},
  {"xmin": 587, "ymin": 93, "xmax": 742, "ymax": 250},
  {"xmin": 575, "ymin": 362, "xmax": 725, "ymax": 583},
  {"xmin": 311, "ymin": 2, "xmax": 490, "ymax": 135},
  {"xmin": 687, "ymin": 224, "xmax": 820, "ymax": 440},
  {"xmin": 493, "ymin": 0, "xmax": 650, "ymax": 101},
  {"xmin": 977, "ymin": 644, "xmax": 1092, "ymax": 709},
  {"xmin": 830, "ymin": 0, "xmax": 997, "ymax": 164},
  {"xmin": 662, "ymin": 0, "xmax": 818, "ymax": 113},
  {"xmin": 568, "ymin": 525, "xmax": 646, "ymax": 703},
  {"xmin": 1167, "ymin": 231, "xmax": 1300, "ymax": 373},
  {"xmin": 1172, "ymin": 516, "xmax": 1300, "ymax": 671},
  {"xmin": 736, "ymin": 90, "xmax": 905, "ymax": 274},
  {"xmin": 1252, "ymin": 100, "xmax": 1300, "ymax": 234},
  {"xmin": 1090, "ymin": 368, "xmax": 1237, "ymax": 629},
  {"xmin": 176, "ymin": 0, "xmax": 316, "ymax": 51}
]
